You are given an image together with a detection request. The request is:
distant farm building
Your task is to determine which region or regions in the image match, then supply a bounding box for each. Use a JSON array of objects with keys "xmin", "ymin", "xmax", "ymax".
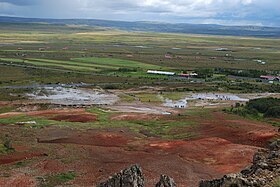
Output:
[
  {"xmin": 179, "ymin": 73, "xmax": 198, "ymax": 78},
  {"xmin": 62, "ymin": 47, "xmax": 69, "ymax": 50},
  {"xmin": 179, "ymin": 74, "xmax": 191, "ymax": 78},
  {"xmin": 260, "ymin": 75, "xmax": 279, "ymax": 81},
  {"xmin": 255, "ymin": 59, "xmax": 267, "ymax": 65},
  {"xmin": 260, "ymin": 75, "xmax": 275, "ymax": 81},
  {"xmin": 147, "ymin": 70, "xmax": 175, "ymax": 76},
  {"xmin": 165, "ymin": 54, "xmax": 173, "ymax": 59},
  {"xmin": 215, "ymin": 48, "xmax": 229, "ymax": 51},
  {"xmin": 17, "ymin": 48, "xmax": 23, "ymax": 50},
  {"xmin": 164, "ymin": 99, "xmax": 187, "ymax": 108},
  {"xmin": 190, "ymin": 73, "xmax": 198, "ymax": 76},
  {"xmin": 274, "ymin": 76, "xmax": 280, "ymax": 82}
]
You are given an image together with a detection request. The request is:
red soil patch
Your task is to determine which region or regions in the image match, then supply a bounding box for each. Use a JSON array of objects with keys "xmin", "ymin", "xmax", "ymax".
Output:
[
  {"xmin": 30, "ymin": 109, "xmax": 97, "ymax": 123},
  {"xmin": 0, "ymin": 173, "xmax": 36, "ymax": 187},
  {"xmin": 32, "ymin": 127, "xmax": 261, "ymax": 186},
  {"xmin": 38, "ymin": 129, "xmax": 130, "ymax": 147},
  {"xmin": 27, "ymin": 109, "xmax": 85, "ymax": 117},
  {"xmin": 149, "ymin": 141, "xmax": 186, "ymax": 149},
  {"xmin": 190, "ymin": 112, "xmax": 278, "ymax": 147},
  {"xmin": 0, "ymin": 109, "xmax": 97, "ymax": 123},
  {"xmin": 34, "ymin": 160, "xmax": 67, "ymax": 173},
  {"xmin": 50, "ymin": 114, "xmax": 97, "ymax": 123},
  {"xmin": 148, "ymin": 137, "xmax": 258, "ymax": 174},
  {"xmin": 111, "ymin": 113, "xmax": 163, "ymax": 121},
  {"xmin": 0, "ymin": 151, "xmax": 46, "ymax": 165},
  {"xmin": 0, "ymin": 110, "xmax": 278, "ymax": 186}
]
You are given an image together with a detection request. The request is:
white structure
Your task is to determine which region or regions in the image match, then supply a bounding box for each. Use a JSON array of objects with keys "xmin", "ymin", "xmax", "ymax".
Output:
[
  {"xmin": 164, "ymin": 98, "xmax": 188, "ymax": 108},
  {"xmin": 190, "ymin": 73, "xmax": 198, "ymax": 76},
  {"xmin": 147, "ymin": 70, "xmax": 175, "ymax": 76},
  {"xmin": 215, "ymin": 48, "xmax": 229, "ymax": 51}
]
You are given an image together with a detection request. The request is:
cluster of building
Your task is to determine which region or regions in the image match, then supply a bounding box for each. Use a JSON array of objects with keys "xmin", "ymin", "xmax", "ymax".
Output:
[
  {"xmin": 260, "ymin": 75, "xmax": 280, "ymax": 82},
  {"xmin": 147, "ymin": 70, "xmax": 198, "ymax": 78},
  {"xmin": 255, "ymin": 59, "xmax": 267, "ymax": 65}
]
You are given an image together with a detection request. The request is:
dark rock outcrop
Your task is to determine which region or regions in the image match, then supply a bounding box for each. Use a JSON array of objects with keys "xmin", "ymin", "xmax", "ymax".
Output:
[
  {"xmin": 156, "ymin": 175, "xmax": 177, "ymax": 187},
  {"xmin": 97, "ymin": 165, "xmax": 144, "ymax": 187},
  {"xmin": 199, "ymin": 140, "xmax": 280, "ymax": 187},
  {"xmin": 97, "ymin": 165, "xmax": 177, "ymax": 187}
]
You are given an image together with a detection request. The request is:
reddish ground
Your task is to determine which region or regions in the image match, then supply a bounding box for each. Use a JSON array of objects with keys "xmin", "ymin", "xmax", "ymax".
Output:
[
  {"xmin": 189, "ymin": 112, "xmax": 278, "ymax": 148},
  {"xmin": 49, "ymin": 114, "xmax": 96, "ymax": 123},
  {"xmin": 0, "ymin": 110, "xmax": 278, "ymax": 187},
  {"xmin": 0, "ymin": 109, "xmax": 97, "ymax": 123},
  {"xmin": 0, "ymin": 172, "xmax": 36, "ymax": 187},
  {"xmin": 38, "ymin": 129, "xmax": 130, "ymax": 147},
  {"xmin": 0, "ymin": 151, "xmax": 46, "ymax": 165}
]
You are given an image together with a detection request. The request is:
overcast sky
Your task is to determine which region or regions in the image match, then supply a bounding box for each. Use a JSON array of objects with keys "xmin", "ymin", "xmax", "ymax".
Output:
[{"xmin": 0, "ymin": 0, "xmax": 279, "ymax": 26}]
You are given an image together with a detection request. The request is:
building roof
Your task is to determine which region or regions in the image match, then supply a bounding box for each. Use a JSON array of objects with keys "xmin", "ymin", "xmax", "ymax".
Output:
[
  {"xmin": 147, "ymin": 70, "xmax": 175, "ymax": 75},
  {"xmin": 260, "ymin": 75, "xmax": 275, "ymax": 79}
]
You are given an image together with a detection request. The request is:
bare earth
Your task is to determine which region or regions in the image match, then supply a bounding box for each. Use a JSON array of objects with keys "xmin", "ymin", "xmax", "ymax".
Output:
[{"xmin": 0, "ymin": 107, "xmax": 278, "ymax": 187}]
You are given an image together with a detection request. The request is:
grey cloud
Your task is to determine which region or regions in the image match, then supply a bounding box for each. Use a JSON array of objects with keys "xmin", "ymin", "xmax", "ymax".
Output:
[
  {"xmin": 0, "ymin": 0, "xmax": 37, "ymax": 6},
  {"xmin": 0, "ymin": 0, "xmax": 279, "ymax": 26}
]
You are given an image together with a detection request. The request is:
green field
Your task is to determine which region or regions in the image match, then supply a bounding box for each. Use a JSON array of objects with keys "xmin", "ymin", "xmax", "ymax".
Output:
[
  {"xmin": 0, "ymin": 23, "xmax": 279, "ymax": 94},
  {"xmin": 0, "ymin": 57, "xmax": 163, "ymax": 73},
  {"xmin": 72, "ymin": 57, "xmax": 162, "ymax": 69}
]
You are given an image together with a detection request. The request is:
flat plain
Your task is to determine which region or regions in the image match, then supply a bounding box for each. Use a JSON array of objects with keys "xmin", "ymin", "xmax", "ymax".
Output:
[{"xmin": 0, "ymin": 23, "xmax": 279, "ymax": 187}]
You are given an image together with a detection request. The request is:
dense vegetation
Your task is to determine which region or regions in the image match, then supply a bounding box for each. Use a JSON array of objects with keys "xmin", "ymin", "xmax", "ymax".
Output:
[
  {"xmin": 247, "ymin": 98, "xmax": 280, "ymax": 118},
  {"xmin": 215, "ymin": 68, "xmax": 274, "ymax": 78},
  {"xmin": 227, "ymin": 97, "xmax": 280, "ymax": 119}
]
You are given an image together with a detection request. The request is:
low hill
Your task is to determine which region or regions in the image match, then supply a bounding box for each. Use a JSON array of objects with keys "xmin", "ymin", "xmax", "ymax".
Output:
[{"xmin": 0, "ymin": 16, "xmax": 280, "ymax": 37}]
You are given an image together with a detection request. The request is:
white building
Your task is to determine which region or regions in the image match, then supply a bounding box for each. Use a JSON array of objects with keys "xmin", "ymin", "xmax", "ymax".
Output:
[{"xmin": 147, "ymin": 70, "xmax": 175, "ymax": 76}]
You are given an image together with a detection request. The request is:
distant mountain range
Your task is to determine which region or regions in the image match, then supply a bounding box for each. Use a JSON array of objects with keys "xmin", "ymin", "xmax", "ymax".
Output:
[{"xmin": 1, "ymin": 16, "xmax": 280, "ymax": 38}]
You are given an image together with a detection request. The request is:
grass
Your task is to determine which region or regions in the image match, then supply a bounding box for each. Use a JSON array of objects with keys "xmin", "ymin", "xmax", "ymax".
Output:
[
  {"xmin": 86, "ymin": 108, "xmax": 197, "ymax": 140},
  {"xmin": 38, "ymin": 171, "xmax": 76, "ymax": 187},
  {"xmin": 161, "ymin": 92, "xmax": 186, "ymax": 100},
  {"xmin": 118, "ymin": 93, "xmax": 136, "ymax": 102},
  {"xmin": 0, "ymin": 106, "xmax": 15, "ymax": 114},
  {"xmin": 0, "ymin": 115, "xmax": 60, "ymax": 128},
  {"xmin": 274, "ymin": 178, "xmax": 280, "ymax": 187},
  {"xmin": 72, "ymin": 57, "xmax": 162, "ymax": 69},
  {"xmin": 0, "ymin": 144, "xmax": 7, "ymax": 154},
  {"xmin": 0, "ymin": 58, "xmax": 101, "ymax": 72},
  {"xmin": 28, "ymin": 58, "xmax": 118, "ymax": 70},
  {"xmin": 223, "ymin": 106, "xmax": 280, "ymax": 127},
  {"xmin": 0, "ymin": 24, "xmax": 280, "ymax": 94},
  {"xmin": 134, "ymin": 93, "xmax": 163, "ymax": 102}
]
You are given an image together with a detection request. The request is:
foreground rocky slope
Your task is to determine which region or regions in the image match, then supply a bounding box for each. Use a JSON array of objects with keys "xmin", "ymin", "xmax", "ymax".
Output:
[
  {"xmin": 98, "ymin": 140, "xmax": 280, "ymax": 187},
  {"xmin": 200, "ymin": 140, "xmax": 280, "ymax": 187},
  {"xmin": 97, "ymin": 165, "xmax": 176, "ymax": 187}
]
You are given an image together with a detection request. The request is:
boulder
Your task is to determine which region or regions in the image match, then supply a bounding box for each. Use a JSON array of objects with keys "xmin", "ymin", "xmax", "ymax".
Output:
[
  {"xmin": 156, "ymin": 175, "xmax": 177, "ymax": 187},
  {"xmin": 97, "ymin": 165, "xmax": 144, "ymax": 187}
]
